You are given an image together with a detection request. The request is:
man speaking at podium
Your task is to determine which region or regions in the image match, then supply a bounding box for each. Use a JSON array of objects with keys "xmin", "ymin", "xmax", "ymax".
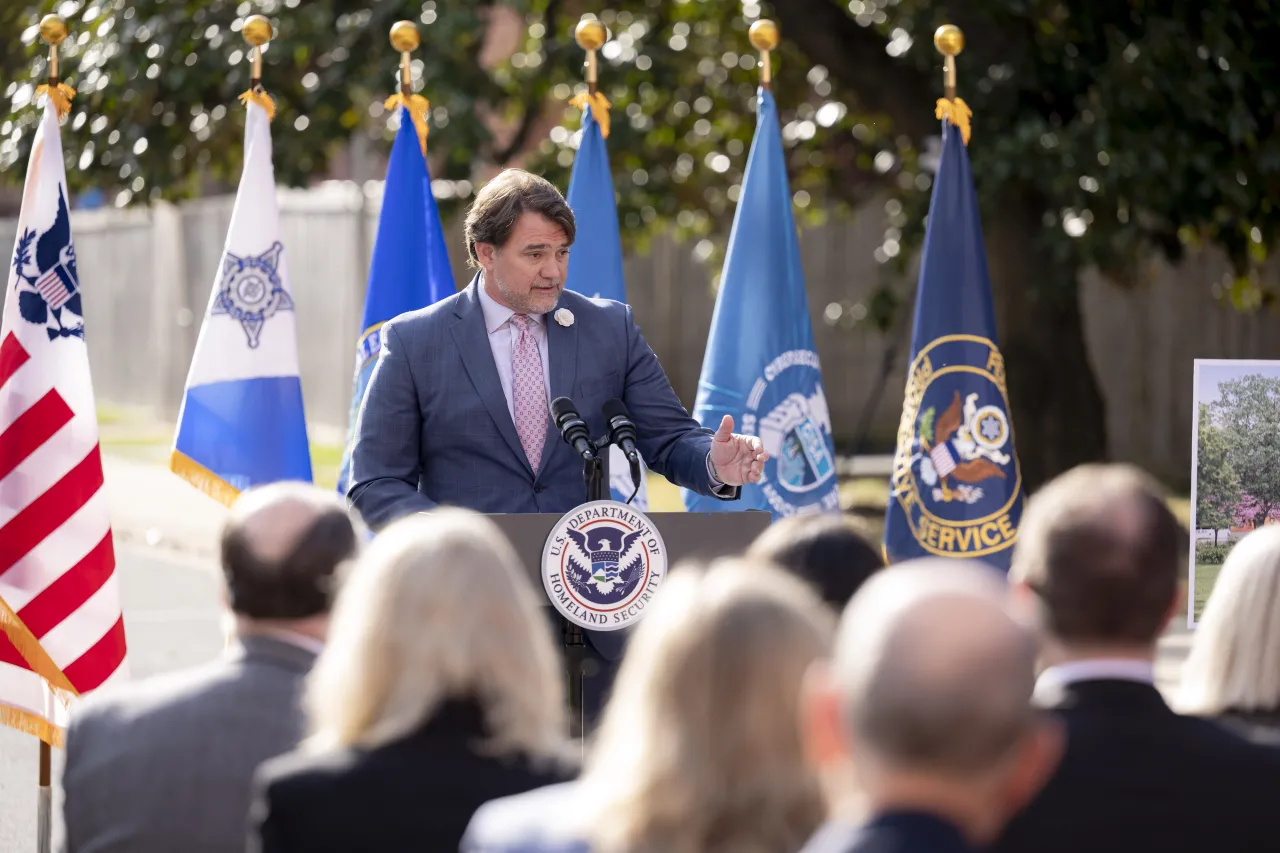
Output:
[
  {"xmin": 346, "ymin": 169, "xmax": 766, "ymax": 717},
  {"xmin": 346, "ymin": 168, "xmax": 766, "ymax": 528}
]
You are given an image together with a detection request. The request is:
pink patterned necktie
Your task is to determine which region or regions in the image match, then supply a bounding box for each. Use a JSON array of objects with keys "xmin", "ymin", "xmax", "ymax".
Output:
[{"xmin": 509, "ymin": 313, "xmax": 549, "ymax": 473}]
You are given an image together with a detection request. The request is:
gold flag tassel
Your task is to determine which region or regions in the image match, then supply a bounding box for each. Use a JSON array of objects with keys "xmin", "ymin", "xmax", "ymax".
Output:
[
  {"xmin": 569, "ymin": 91, "xmax": 611, "ymax": 139},
  {"xmin": 239, "ymin": 15, "xmax": 277, "ymax": 121},
  {"xmin": 571, "ymin": 17, "xmax": 611, "ymax": 138},
  {"xmin": 934, "ymin": 25, "xmax": 971, "ymax": 145},
  {"xmin": 387, "ymin": 21, "xmax": 429, "ymax": 156},
  {"xmin": 36, "ymin": 15, "xmax": 75, "ymax": 119}
]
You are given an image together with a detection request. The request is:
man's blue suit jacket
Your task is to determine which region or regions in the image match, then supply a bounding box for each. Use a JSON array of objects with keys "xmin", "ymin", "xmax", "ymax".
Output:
[{"xmin": 347, "ymin": 275, "xmax": 738, "ymax": 657}]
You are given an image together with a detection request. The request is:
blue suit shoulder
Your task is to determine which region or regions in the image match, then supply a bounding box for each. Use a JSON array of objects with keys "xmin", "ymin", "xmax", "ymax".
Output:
[{"xmin": 382, "ymin": 287, "xmax": 469, "ymax": 337}]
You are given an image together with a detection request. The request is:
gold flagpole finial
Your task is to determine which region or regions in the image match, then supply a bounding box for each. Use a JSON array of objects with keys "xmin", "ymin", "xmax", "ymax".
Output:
[
  {"xmin": 570, "ymin": 16, "xmax": 611, "ymax": 138},
  {"xmin": 748, "ymin": 19, "xmax": 779, "ymax": 92},
  {"xmin": 384, "ymin": 20, "xmax": 430, "ymax": 156},
  {"xmin": 36, "ymin": 15, "xmax": 75, "ymax": 118},
  {"xmin": 933, "ymin": 25, "xmax": 971, "ymax": 145},
  {"xmin": 239, "ymin": 15, "xmax": 277, "ymax": 120}
]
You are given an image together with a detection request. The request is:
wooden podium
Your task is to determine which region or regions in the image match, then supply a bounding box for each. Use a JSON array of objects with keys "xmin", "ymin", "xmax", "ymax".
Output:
[{"xmin": 486, "ymin": 508, "xmax": 773, "ymax": 735}]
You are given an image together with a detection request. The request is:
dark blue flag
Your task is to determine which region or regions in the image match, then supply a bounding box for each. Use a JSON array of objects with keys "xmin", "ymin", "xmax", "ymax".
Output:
[
  {"xmin": 336, "ymin": 107, "xmax": 454, "ymax": 496},
  {"xmin": 883, "ymin": 117, "xmax": 1024, "ymax": 570},
  {"xmin": 563, "ymin": 103, "xmax": 649, "ymax": 507},
  {"xmin": 682, "ymin": 89, "xmax": 840, "ymax": 519}
]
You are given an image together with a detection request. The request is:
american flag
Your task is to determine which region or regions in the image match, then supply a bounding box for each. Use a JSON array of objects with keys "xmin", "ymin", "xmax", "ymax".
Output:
[{"xmin": 1, "ymin": 98, "xmax": 128, "ymax": 747}]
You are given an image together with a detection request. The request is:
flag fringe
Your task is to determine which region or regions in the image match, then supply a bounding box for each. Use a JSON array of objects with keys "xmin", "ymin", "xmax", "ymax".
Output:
[
  {"xmin": 570, "ymin": 92, "xmax": 611, "ymax": 139},
  {"xmin": 385, "ymin": 95, "xmax": 430, "ymax": 157},
  {"xmin": 936, "ymin": 97, "xmax": 972, "ymax": 145},
  {"xmin": 169, "ymin": 450, "xmax": 241, "ymax": 507},
  {"xmin": 238, "ymin": 88, "xmax": 277, "ymax": 122},
  {"xmin": 35, "ymin": 83, "xmax": 75, "ymax": 120},
  {"xmin": 0, "ymin": 704, "xmax": 65, "ymax": 749},
  {"xmin": 0, "ymin": 597, "xmax": 78, "ymax": 698}
]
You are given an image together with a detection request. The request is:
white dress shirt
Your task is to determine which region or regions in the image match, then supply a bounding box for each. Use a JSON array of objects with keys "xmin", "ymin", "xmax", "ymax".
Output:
[
  {"xmin": 477, "ymin": 280, "xmax": 552, "ymax": 422},
  {"xmin": 475, "ymin": 277, "xmax": 727, "ymax": 490},
  {"xmin": 1035, "ymin": 658, "xmax": 1155, "ymax": 704}
]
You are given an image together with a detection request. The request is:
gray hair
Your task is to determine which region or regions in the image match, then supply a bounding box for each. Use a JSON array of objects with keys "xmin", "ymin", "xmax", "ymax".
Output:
[
  {"xmin": 1178, "ymin": 524, "xmax": 1280, "ymax": 715},
  {"xmin": 834, "ymin": 558, "xmax": 1039, "ymax": 776}
]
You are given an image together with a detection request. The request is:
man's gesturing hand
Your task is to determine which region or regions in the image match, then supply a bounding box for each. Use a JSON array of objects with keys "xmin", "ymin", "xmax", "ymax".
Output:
[{"xmin": 709, "ymin": 414, "xmax": 769, "ymax": 486}]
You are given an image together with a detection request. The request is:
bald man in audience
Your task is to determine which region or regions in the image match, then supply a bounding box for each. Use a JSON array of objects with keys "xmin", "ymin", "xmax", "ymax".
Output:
[
  {"xmin": 798, "ymin": 559, "xmax": 1063, "ymax": 853},
  {"xmin": 989, "ymin": 463, "xmax": 1280, "ymax": 853},
  {"xmin": 60, "ymin": 482, "xmax": 360, "ymax": 853}
]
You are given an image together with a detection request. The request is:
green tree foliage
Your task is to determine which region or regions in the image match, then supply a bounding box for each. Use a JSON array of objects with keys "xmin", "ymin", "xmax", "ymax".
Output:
[
  {"xmin": 1195, "ymin": 401, "xmax": 1239, "ymax": 543},
  {"xmin": 1213, "ymin": 374, "xmax": 1280, "ymax": 529},
  {"xmin": 3, "ymin": 0, "xmax": 1278, "ymax": 485}
]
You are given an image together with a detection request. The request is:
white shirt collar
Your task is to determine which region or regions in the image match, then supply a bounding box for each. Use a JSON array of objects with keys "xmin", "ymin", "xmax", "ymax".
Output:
[
  {"xmin": 477, "ymin": 274, "xmax": 545, "ymax": 334},
  {"xmin": 1036, "ymin": 658, "xmax": 1155, "ymax": 693},
  {"xmin": 246, "ymin": 627, "xmax": 326, "ymax": 656}
]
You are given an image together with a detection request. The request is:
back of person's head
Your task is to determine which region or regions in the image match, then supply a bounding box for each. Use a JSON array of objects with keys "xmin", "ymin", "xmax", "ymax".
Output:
[
  {"xmin": 582, "ymin": 558, "xmax": 836, "ymax": 853},
  {"xmin": 1179, "ymin": 524, "xmax": 1280, "ymax": 716},
  {"xmin": 220, "ymin": 481, "xmax": 358, "ymax": 624},
  {"xmin": 810, "ymin": 558, "xmax": 1061, "ymax": 845},
  {"xmin": 302, "ymin": 508, "xmax": 567, "ymax": 762},
  {"xmin": 746, "ymin": 512, "xmax": 884, "ymax": 609},
  {"xmin": 1009, "ymin": 463, "xmax": 1185, "ymax": 648}
]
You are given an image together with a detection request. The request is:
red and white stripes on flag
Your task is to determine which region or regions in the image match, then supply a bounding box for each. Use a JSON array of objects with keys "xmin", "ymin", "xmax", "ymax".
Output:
[{"xmin": 1, "ymin": 98, "xmax": 128, "ymax": 747}]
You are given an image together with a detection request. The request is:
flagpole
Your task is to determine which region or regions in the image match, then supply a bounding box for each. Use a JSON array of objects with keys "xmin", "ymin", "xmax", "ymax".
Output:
[
  {"xmin": 35, "ymin": 12, "xmax": 67, "ymax": 846},
  {"xmin": 575, "ymin": 16, "xmax": 605, "ymax": 97},
  {"xmin": 932, "ymin": 24, "xmax": 971, "ymax": 145},
  {"xmin": 748, "ymin": 18, "xmax": 778, "ymax": 92},
  {"xmin": 935, "ymin": 24, "xmax": 964, "ymax": 101}
]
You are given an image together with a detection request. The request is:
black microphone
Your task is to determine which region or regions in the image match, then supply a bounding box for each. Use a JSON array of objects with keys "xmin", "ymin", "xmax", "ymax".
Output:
[
  {"xmin": 602, "ymin": 398, "xmax": 640, "ymax": 463},
  {"xmin": 551, "ymin": 396, "xmax": 596, "ymax": 461}
]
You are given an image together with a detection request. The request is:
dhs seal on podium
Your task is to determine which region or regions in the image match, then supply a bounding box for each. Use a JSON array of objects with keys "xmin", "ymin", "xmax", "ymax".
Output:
[
  {"xmin": 890, "ymin": 334, "xmax": 1022, "ymax": 559},
  {"xmin": 542, "ymin": 500, "xmax": 668, "ymax": 631}
]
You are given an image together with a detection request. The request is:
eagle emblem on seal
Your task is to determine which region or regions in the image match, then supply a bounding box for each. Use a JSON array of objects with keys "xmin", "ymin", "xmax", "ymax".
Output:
[
  {"xmin": 563, "ymin": 525, "xmax": 646, "ymax": 601},
  {"xmin": 916, "ymin": 390, "xmax": 1011, "ymax": 505}
]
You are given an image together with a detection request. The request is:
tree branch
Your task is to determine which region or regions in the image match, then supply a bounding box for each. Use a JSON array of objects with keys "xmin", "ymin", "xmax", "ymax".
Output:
[
  {"xmin": 768, "ymin": 0, "xmax": 936, "ymax": 141},
  {"xmin": 494, "ymin": 0, "xmax": 562, "ymax": 164}
]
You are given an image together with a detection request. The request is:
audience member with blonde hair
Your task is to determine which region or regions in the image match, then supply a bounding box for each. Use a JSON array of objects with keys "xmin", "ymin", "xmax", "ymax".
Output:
[
  {"xmin": 247, "ymin": 508, "xmax": 575, "ymax": 852},
  {"xmin": 462, "ymin": 558, "xmax": 837, "ymax": 853},
  {"xmin": 1178, "ymin": 524, "xmax": 1280, "ymax": 743}
]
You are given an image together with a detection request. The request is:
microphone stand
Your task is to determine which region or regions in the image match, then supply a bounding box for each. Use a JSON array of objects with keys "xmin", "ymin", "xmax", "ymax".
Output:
[{"xmin": 565, "ymin": 439, "xmax": 610, "ymax": 741}]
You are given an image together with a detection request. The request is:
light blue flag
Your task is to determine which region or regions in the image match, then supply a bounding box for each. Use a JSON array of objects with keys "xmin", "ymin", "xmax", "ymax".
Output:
[
  {"xmin": 882, "ymin": 115, "xmax": 1024, "ymax": 571},
  {"xmin": 682, "ymin": 89, "xmax": 840, "ymax": 519},
  {"xmin": 171, "ymin": 100, "xmax": 312, "ymax": 504},
  {"xmin": 336, "ymin": 107, "xmax": 455, "ymax": 497},
  {"xmin": 564, "ymin": 104, "xmax": 649, "ymax": 508}
]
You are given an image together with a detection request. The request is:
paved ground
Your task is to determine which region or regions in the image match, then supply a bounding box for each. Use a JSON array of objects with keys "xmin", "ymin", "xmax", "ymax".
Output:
[{"xmin": 0, "ymin": 452, "xmax": 1196, "ymax": 851}]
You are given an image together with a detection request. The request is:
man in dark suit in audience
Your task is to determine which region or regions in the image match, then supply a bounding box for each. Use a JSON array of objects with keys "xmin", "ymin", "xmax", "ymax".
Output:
[
  {"xmin": 989, "ymin": 463, "xmax": 1280, "ymax": 853},
  {"xmin": 798, "ymin": 558, "xmax": 1063, "ymax": 853},
  {"xmin": 60, "ymin": 483, "xmax": 359, "ymax": 853}
]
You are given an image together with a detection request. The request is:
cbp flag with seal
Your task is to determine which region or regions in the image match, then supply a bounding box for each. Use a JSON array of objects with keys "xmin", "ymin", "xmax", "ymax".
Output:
[
  {"xmin": 883, "ymin": 112, "xmax": 1025, "ymax": 571},
  {"xmin": 683, "ymin": 88, "xmax": 840, "ymax": 519}
]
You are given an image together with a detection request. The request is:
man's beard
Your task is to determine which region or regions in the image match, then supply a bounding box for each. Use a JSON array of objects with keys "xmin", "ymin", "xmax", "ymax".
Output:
[{"xmin": 491, "ymin": 270, "xmax": 562, "ymax": 315}]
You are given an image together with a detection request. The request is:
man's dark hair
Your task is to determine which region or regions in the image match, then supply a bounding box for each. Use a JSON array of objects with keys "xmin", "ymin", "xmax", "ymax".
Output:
[
  {"xmin": 221, "ymin": 494, "xmax": 358, "ymax": 620},
  {"xmin": 746, "ymin": 513, "xmax": 884, "ymax": 609},
  {"xmin": 463, "ymin": 169, "xmax": 576, "ymax": 268},
  {"xmin": 1010, "ymin": 463, "xmax": 1186, "ymax": 644}
]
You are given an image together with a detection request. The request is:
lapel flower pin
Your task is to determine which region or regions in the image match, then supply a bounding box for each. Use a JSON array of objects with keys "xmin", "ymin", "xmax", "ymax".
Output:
[{"xmin": 554, "ymin": 308, "xmax": 575, "ymax": 327}]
